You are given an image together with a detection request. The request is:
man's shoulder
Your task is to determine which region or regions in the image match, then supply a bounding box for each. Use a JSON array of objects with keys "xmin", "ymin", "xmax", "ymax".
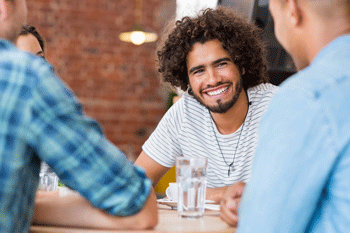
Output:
[
  {"xmin": 163, "ymin": 92, "xmax": 209, "ymax": 127},
  {"xmin": 248, "ymin": 83, "xmax": 278, "ymax": 94},
  {"xmin": 0, "ymin": 39, "xmax": 50, "ymax": 74},
  {"xmin": 247, "ymin": 83, "xmax": 278, "ymax": 103},
  {"xmin": 180, "ymin": 92, "xmax": 209, "ymax": 114},
  {"xmin": 1, "ymin": 39, "xmax": 29, "ymax": 61}
]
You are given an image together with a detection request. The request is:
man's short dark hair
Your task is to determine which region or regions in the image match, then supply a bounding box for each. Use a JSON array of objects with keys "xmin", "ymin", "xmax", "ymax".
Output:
[
  {"xmin": 157, "ymin": 7, "xmax": 269, "ymax": 92},
  {"xmin": 19, "ymin": 25, "xmax": 46, "ymax": 57}
]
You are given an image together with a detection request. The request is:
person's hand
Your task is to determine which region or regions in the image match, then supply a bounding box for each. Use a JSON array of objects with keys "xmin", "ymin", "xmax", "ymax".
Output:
[
  {"xmin": 220, "ymin": 181, "xmax": 245, "ymax": 227},
  {"xmin": 205, "ymin": 186, "xmax": 228, "ymax": 203}
]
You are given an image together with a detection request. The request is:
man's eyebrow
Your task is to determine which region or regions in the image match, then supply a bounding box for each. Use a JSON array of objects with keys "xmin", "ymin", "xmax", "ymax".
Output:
[
  {"xmin": 212, "ymin": 57, "xmax": 232, "ymax": 66},
  {"xmin": 36, "ymin": 51, "xmax": 44, "ymax": 56},
  {"xmin": 188, "ymin": 57, "xmax": 233, "ymax": 75},
  {"xmin": 188, "ymin": 65, "xmax": 205, "ymax": 75}
]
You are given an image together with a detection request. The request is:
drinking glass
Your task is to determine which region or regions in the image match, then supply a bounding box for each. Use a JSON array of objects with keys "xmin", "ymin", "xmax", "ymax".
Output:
[
  {"xmin": 38, "ymin": 162, "xmax": 59, "ymax": 191},
  {"xmin": 176, "ymin": 157, "xmax": 207, "ymax": 218}
]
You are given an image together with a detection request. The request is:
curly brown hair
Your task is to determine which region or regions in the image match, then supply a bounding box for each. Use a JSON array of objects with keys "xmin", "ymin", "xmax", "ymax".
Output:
[{"xmin": 157, "ymin": 7, "xmax": 269, "ymax": 92}]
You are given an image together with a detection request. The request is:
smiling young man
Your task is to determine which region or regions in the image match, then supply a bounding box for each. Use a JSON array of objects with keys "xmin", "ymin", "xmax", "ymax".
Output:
[
  {"xmin": 135, "ymin": 7, "xmax": 278, "ymax": 208},
  {"xmin": 227, "ymin": 0, "xmax": 350, "ymax": 232}
]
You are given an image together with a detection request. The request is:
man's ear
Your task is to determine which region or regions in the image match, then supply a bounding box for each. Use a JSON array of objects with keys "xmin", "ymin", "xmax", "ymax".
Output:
[
  {"xmin": 0, "ymin": 0, "xmax": 9, "ymax": 21},
  {"xmin": 286, "ymin": 0, "xmax": 303, "ymax": 27}
]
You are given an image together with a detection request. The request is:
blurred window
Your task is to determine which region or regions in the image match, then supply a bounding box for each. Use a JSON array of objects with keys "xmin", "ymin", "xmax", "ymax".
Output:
[{"xmin": 176, "ymin": 0, "xmax": 218, "ymax": 19}]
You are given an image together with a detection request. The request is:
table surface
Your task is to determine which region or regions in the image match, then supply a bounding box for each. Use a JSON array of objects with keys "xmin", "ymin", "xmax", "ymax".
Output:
[{"xmin": 30, "ymin": 204, "xmax": 236, "ymax": 233}]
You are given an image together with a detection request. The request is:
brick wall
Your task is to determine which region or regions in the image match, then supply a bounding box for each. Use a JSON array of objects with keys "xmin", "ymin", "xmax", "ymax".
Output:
[{"xmin": 26, "ymin": 0, "xmax": 174, "ymax": 161}]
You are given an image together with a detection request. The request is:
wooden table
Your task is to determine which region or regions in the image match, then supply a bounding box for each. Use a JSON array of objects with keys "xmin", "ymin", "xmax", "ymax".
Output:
[{"xmin": 30, "ymin": 204, "xmax": 236, "ymax": 233}]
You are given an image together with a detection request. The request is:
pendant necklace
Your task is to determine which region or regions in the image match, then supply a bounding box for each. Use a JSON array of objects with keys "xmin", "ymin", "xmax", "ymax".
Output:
[{"xmin": 210, "ymin": 100, "xmax": 252, "ymax": 177}]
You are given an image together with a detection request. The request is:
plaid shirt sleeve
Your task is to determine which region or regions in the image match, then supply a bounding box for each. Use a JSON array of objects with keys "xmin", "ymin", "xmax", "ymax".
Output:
[{"xmin": 24, "ymin": 56, "xmax": 152, "ymax": 216}]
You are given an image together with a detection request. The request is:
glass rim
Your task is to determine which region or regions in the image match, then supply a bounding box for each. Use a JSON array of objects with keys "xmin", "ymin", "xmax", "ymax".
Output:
[
  {"xmin": 176, "ymin": 157, "xmax": 207, "ymax": 161},
  {"xmin": 176, "ymin": 157, "xmax": 208, "ymax": 166}
]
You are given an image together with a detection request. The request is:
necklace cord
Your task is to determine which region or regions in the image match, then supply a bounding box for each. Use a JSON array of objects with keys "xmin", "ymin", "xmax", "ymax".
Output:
[{"xmin": 210, "ymin": 99, "xmax": 252, "ymax": 177}]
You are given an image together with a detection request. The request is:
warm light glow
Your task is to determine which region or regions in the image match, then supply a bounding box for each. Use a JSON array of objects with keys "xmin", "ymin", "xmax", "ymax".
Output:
[
  {"xmin": 118, "ymin": 0, "xmax": 158, "ymax": 45},
  {"xmin": 119, "ymin": 30, "xmax": 158, "ymax": 45},
  {"xmin": 131, "ymin": 31, "xmax": 146, "ymax": 45}
]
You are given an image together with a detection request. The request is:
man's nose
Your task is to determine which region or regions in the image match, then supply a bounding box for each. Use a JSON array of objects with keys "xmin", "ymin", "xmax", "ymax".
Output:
[{"xmin": 206, "ymin": 68, "xmax": 221, "ymax": 85}]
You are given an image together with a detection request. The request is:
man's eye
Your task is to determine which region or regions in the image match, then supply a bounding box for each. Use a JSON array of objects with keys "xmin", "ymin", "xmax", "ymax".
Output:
[
  {"xmin": 218, "ymin": 62, "xmax": 227, "ymax": 67},
  {"xmin": 194, "ymin": 69, "xmax": 204, "ymax": 75}
]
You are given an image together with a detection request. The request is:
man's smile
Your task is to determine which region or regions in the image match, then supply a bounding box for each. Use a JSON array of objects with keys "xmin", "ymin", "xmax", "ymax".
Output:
[
  {"xmin": 206, "ymin": 86, "xmax": 229, "ymax": 96},
  {"xmin": 202, "ymin": 84, "xmax": 231, "ymax": 98}
]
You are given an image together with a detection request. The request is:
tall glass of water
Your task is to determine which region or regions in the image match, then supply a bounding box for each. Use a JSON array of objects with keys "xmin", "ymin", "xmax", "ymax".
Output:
[{"xmin": 176, "ymin": 157, "xmax": 207, "ymax": 218}]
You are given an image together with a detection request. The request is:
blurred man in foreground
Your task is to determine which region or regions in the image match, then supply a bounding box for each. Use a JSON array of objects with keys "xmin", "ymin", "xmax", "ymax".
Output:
[
  {"xmin": 0, "ymin": 0, "xmax": 158, "ymax": 232},
  {"xmin": 221, "ymin": 0, "xmax": 350, "ymax": 232}
]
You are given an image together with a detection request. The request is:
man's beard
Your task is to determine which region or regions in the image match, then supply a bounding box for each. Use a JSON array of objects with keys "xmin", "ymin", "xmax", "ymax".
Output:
[{"xmin": 191, "ymin": 78, "xmax": 243, "ymax": 114}]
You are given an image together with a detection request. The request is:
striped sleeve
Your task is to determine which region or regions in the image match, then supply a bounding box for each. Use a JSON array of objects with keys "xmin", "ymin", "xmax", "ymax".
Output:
[{"xmin": 142, "ymin": 99, "xmax": 184, "ymax": 167}]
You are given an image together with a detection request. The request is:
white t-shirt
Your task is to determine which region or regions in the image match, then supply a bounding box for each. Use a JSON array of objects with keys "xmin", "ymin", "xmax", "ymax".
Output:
[{"xmin": 142, "ymin": 83, "xmax": 278, "ymax": 188}]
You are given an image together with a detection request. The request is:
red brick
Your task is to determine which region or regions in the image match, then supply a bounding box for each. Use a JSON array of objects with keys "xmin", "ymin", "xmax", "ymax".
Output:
[{"xmin": 27, "ymin": 0, "xmax": 168, "ymax": 160}]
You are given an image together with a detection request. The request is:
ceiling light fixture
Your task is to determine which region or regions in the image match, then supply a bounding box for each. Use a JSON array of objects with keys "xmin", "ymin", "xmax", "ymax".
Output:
[{"xmin": 119, "ymin": 0, "xmax": 158, "ymax": 45}]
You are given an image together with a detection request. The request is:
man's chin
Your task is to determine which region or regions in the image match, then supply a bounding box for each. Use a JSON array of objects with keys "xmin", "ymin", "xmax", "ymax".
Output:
[
  {"xmin": 207, "ymin": 106, "xmax": 230, "ymax": 114},
  {"xmin": 192, "ymin": 91, "xmax": 238, "ymax": 114},
  {"xmin": 203, "ymin": 101, "xmax": 234, "ymax": 114}
]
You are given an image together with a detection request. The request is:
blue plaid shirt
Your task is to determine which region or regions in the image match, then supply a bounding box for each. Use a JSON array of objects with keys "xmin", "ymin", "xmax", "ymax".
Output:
[{"xmin": 0, "ymin": 39, "xmax": 152, "ymax": 233}]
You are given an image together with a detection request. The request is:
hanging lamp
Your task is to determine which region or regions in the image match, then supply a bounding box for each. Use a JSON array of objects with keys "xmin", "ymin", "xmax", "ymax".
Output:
[{"xmin": 119, "ymin": 0, "xmax": 158, "ymax": 45}]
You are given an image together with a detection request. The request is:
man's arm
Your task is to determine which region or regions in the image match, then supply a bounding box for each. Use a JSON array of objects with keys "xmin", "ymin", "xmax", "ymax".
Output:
[
  {"xmin": 33, "ymin": 189, "xmax": 158, "ymax": 230},
  {"xmin": 206, "ymin": 186, "xmax": 231, "ymax": 203},
  {"xmin": 29, "ymin": 65, "xmax": 156, "ymax": 219},
  {"xmin": 135, "ymin": 151, "xmax": 170, "ymax": 186}
]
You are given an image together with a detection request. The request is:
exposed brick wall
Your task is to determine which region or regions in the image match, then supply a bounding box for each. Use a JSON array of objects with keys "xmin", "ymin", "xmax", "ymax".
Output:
[{"xmin": 26, "ymin": 0, "xmax": 172, "ymax": 161}]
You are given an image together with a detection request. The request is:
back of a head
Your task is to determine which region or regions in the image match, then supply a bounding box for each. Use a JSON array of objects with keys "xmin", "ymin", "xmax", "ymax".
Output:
[
  {"xmin": 157, "ymin": 7, "xmax": 269, "ymax": 93},
  {"xmin": 18, "ymin": 24, "xmax": 46, "ymax": 57}
]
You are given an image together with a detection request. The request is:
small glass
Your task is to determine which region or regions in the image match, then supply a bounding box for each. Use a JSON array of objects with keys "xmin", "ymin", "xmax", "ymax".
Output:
[
  {"xmin": 38, "ymin": 162, "xmax": 59, "ymax": 192},
  {"xmin": 176, "ymin": 157, "xmax": 207, "ymax": 218}
]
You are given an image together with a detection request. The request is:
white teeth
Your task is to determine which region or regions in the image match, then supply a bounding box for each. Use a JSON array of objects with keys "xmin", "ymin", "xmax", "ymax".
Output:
[{"xmin": 207, "ymin": 87, "xmax": 228, "ymax": 96}]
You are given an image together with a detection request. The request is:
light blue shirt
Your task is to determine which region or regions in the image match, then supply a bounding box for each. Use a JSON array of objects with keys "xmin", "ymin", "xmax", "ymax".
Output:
[{"xmin": 237, "ymin": 35, "xmax": 350, "ymax": 232}]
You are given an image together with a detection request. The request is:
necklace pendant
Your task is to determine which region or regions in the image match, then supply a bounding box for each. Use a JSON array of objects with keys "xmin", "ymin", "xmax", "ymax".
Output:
[{"xmin": 228, "ymin": 166, "xmax": 234, "ymax": 176}]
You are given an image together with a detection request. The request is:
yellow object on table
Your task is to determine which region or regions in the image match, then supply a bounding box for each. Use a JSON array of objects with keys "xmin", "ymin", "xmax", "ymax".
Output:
[{"xmin": 154, "ymin": 166, "xmax": 176, "ymax": 196}]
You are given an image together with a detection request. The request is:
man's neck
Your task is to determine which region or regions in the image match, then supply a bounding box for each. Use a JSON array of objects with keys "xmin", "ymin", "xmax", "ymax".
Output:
[
  {"xmin": 210, "ymin": 89, "xmax": 249, "ymax": 135},
  {"xmin": 304, "ymin": 15, "xmax": 350, "ymax": 67}
]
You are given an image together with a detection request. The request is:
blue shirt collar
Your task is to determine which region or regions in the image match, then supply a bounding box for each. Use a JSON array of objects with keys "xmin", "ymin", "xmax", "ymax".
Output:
[{"xmin": 312, "ymin": 34, "xmax": 350, "ymax": 65}]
